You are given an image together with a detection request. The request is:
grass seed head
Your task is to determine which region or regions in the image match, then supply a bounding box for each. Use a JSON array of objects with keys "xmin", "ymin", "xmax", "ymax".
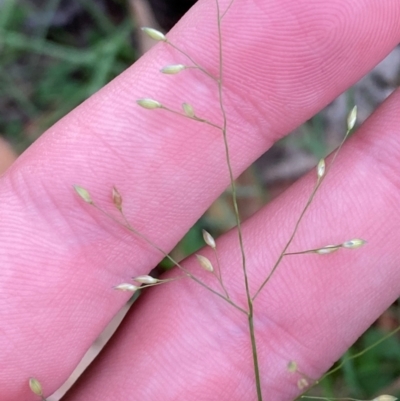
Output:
[
  {"xmin": 133, "ymin": 275, "xmax": 158, "ymax": 284},
  {"xmin": 29, "ymin": 378, "xmax": 43, "ymax": 397},
  {"xmin": 297, "ymin": 377, "xmax": 309, "ymax": 390},
  {"xmin": 347, "ymin": 105, "xmax": 357, "ymax": 131},
  {"xmin": 317, "ymin": 158, "xmax": 325, "ymax": 179},
  {"xmin": 202, "ymin": 229, "xmax": 216, "ymax": 249},
  {"xmin": 112, "ymin": 186, "xmax": 123, "ymax": 210},
  {"xmin": 196, "ymin": 254, "xmax": 214, "ymax": 272},
  {"xmin": 137, "ymin": 98, "xmax": 162, "ymax": 109},
  {"xmin": 161, "ymin": 64, "xmax": 186, "ymax": 74},
  {"xmin": 141, "ymin": 27, "xmax": 167, "ymax": 42},
  {"xmin": 73, "ymin": 185, "xmax": 93, "ymax": 204},
  {"xmin": 182, "ymin": 102, "xmax": 195, "ymax": 118},
  {"xmin": 114, "ymin": 283, "xmax": 139, "ymax": 292},
  {"xmin": 287, "ymin": 360, "xmax": 298, "ymax": 373},
  {"xmin": 342, "ymin": 238, "xmax": 367, "ymax": 249}
]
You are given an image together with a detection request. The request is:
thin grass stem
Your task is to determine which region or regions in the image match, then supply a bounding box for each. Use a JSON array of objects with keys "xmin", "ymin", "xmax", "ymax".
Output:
[
  {"xmin": 284, "ymin": 245, "xmax": 341, "ymax": 256},
  {"xmin": 213, "ymin": 247, "xmax": 230, "ymax": 299},
  {"xmin": 165, "ymin": 41, "xmax": 218, "ymax": 82},
  {"xmin": 91, "ymin": 203, "xmax": 247, "ymax": 314},
  {"xmin": 135, "ymin": 276, "xmax": 184, "ymax": 289},
  {"xmin": 215, "ymin": 1, "xmax": 263, "ymax": 399},
  {"xmin": 296, "ymin": 325, "xmax": 400, "ymax": 400},
  {"xmin": 318, "ymin": 325, "xmax": 400, "ymax": 384},
  {"xmin": 160, "ymin": 105, "xmax": 222, "ymax": 130},
  {"xmin": 253, "ymin": 127, "xmax": 353, "ymax": 301},
  {"xmin": 220, "ymin": 0, "xmax": 236, "ymax": 20}
]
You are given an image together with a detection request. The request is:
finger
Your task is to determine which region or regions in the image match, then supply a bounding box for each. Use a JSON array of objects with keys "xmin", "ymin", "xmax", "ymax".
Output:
[
  {"xmin": 63, "ymin": 88, "xmax": 400, "ymax": 401},
  {"xmin": 2, "ymin": 0, "xmax": 400, "ymax": 399}
]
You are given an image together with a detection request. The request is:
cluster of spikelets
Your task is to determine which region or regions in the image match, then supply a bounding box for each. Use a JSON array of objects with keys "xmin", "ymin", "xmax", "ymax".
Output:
[
  {"xmin": 69, "ymin": 26, "xmax": 375, "ymax": 401},
  {"xmin": 26, "ymin": 23, "xmax": 397, "ymax": 401},
  {"xmin": 72, "ymin": 183, "xmax": 233, "ymax": 301},
  {"xmin": 73, "ymin": 180, "xmax": 367, "ymax": 299}
]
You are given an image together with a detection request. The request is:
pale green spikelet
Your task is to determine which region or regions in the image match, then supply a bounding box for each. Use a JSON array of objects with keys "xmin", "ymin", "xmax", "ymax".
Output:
[
  {"xmin": 73, "ymin": 185, "xmax": 93, "ymax": 204},
  {"xmin": 137, "ymin": 98, "xmax": 162, "ymax": 109},
  {"xmin": 141, "ymin": 27, "xmax": 166, "ymax": 42},
  {"xmin": 196, "ymin": 254, "xmax": 214, "ymax": 272},
  {"xmin": 161, "ymin": 64, "xmax": 186, "ymax": 74}
]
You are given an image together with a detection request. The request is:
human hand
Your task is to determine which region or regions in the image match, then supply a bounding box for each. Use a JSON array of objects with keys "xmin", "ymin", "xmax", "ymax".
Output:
[{"xmin": 2, "ymin": 0, "xmax": 400, "ymax": 400}]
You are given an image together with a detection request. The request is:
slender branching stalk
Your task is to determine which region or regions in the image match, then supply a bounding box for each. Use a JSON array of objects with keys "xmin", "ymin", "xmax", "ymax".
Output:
[
  {"xmin": 203, "ymin": 229, "xmax": 230, "ymax": 299},
  {"xmin": 284, "ymin": 325, "xmax": 400, "ymax": 401},
  {"xmin": 253, "ymin": 109, "xmax": 356, "ymax": 301},
  {"xmin": 91, "ymin": 198, "xmax": 247, "ymax": 314},
  {"xmin": 69, "ymin": 3, "xmax": 399, "ymax": 401},
  {"xmin": 300, "ymin": 325, "xmax": 400, "ymax": 398},
  {"xmin": 143, "ymin": 1, "xmax": 263, "ymax": 397},
  {"xmin": 213, "ymin": 1, "xmax": 263, "ymax": 398},
  {"xmin": 25, "ymin": 3, "xmax": 400, "ymax": 401}
]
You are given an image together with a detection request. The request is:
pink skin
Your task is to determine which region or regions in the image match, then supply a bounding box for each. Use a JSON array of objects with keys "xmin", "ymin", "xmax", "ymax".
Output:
[{"xmin": 1, "ymin": 0, "xmax": 400, "ymax": 399}]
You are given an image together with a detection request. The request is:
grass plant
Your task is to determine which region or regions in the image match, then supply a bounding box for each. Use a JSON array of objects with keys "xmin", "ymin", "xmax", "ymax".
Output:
[{"xmin": 24, "ymin": 0, "xmax": 400, "ymax": 400}]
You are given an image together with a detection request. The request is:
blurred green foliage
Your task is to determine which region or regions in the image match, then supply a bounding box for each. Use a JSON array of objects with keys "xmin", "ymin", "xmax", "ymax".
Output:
[{"xmin": 0, "ymin": 0, "xmax": 137, "ymax": 152}]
